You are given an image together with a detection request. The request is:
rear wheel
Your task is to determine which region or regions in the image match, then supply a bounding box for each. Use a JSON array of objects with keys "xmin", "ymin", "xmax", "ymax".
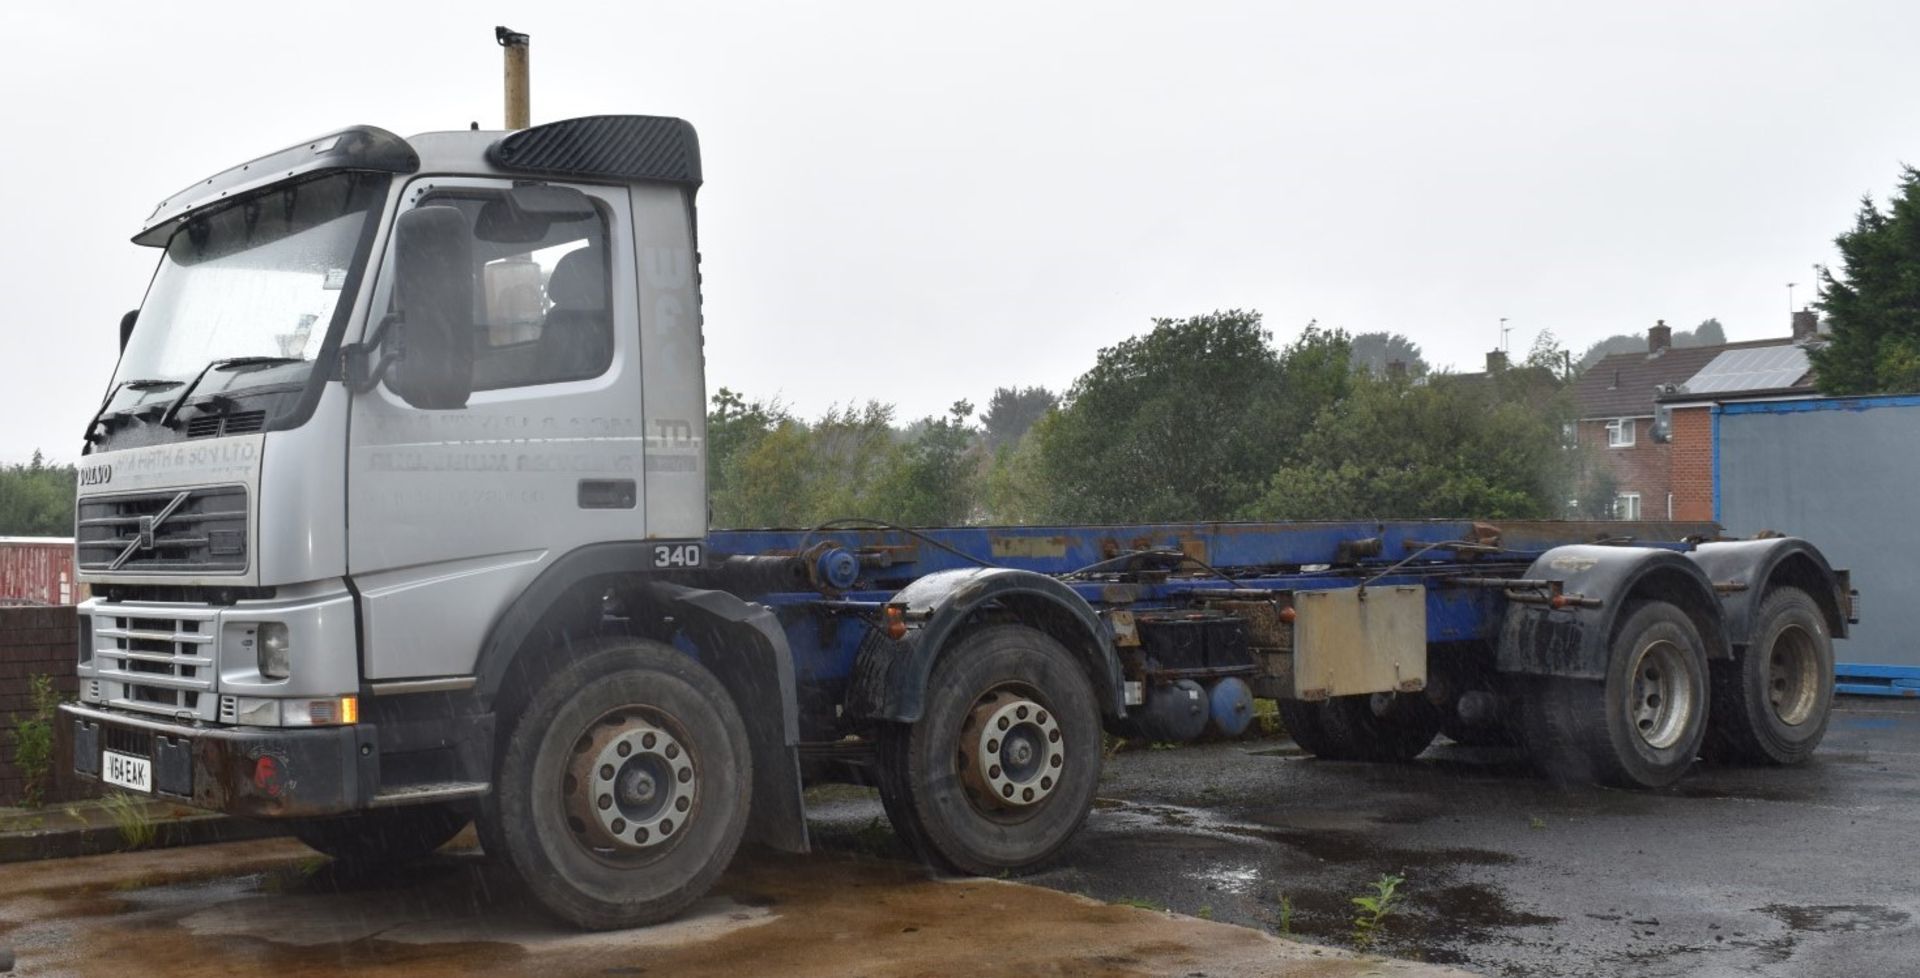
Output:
[
  {"xmin": 1525, "ymin": 601, "xmax": 1708, "ymax": 788},
  {"xmin": 483, "ymin": 639, "xmax": 751, "ymax": 930},
  {"xmin": 1705, "ymin": 587, "xmax": 1834, "ymax": 765},
  {"xmin": 876, "ymin": 624, "xmax": 1101, "ymax": 875},
  {"xmin": 292, "ymin": 803, "xmax": 470, "ymax": 865}
]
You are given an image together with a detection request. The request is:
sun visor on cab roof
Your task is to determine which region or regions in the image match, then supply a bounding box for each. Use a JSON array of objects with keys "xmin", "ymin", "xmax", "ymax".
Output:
[{"xmin": 134, "ymin": 127, "xmax": 419, "ymax": 247}]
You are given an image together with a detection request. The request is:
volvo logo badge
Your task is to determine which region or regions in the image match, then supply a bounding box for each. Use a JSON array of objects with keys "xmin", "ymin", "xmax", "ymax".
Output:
[{"xmin": 109, "ymin": 490, "xmax": 192, "ymax": 571}]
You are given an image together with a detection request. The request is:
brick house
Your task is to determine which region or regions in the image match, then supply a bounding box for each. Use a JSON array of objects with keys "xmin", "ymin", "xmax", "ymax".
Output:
[
  {"xmin": 1659, "ymin": 312, "xmax": 1820, "ymax": 520},
  {"xmin": 1570, "ymin": 316, "xmax": 1817, "ymax": 521}
]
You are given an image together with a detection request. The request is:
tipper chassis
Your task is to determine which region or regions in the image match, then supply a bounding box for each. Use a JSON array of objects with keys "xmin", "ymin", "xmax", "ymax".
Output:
[{"xmin": 61, "ymin": 114, "xmax": 1852, "ymax": 929}]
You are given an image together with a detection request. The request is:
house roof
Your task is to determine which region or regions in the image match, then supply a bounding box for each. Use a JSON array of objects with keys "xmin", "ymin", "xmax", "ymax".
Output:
[
  {"xmin": 1572, "ymin": 338, "xmax": 1801, "ymax": 418},
  {"xmin": 1672, "ymin": 344, "xmax": 1812, "ymax": 397}
]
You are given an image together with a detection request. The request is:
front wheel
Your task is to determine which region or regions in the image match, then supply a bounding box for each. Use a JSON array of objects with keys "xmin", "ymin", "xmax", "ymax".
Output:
[
  {"xmin": 1524, "ymin": 601, "xmax": 1709, "ymax": 788},
  {"xmin": 876, "ymin": 624, "xmax": 1102, "ymax": 876},
  {"xmin": 483, "ymin": 639, "xmax": 752, "ymax": 930},
  {"xmin": 1705, "ymin": 587, "xmax": 1835, "ymax": 765}
]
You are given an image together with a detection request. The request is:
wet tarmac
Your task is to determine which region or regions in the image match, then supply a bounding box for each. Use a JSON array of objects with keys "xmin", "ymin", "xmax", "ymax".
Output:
[
  {"xmin": 0, "ymin": 827, "xmax": 1465, "ymax": 978},
  {"xmin": 1002, "ymin": 696, "xmax": 1920, "ymax": 977},
  {"xmin": 3, "ymin": 698, "xmax": 1911, "ymax": 977}
]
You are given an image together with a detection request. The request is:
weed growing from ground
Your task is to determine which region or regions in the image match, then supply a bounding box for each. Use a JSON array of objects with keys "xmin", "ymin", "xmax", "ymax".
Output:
[{"xmin": 1350, "ymin": 873, "xmax": 1405, "ymax": 950}]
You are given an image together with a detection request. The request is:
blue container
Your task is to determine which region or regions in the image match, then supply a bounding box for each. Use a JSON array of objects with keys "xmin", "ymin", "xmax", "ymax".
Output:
[{"xmin": 1206, "ymin": 676, "xmax": 1255, "ymax": 738}]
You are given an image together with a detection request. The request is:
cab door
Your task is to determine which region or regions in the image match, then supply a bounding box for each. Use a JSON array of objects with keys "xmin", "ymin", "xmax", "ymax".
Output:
[{"xmin": 346, "ymin": 178, "xmax": 642, "ymax": 679}]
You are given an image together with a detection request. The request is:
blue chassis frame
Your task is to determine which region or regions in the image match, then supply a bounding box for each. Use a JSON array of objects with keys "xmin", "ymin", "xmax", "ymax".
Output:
[{"xmin": 707, "ymin": 520, "xmax": 1703, "ymax": 686}]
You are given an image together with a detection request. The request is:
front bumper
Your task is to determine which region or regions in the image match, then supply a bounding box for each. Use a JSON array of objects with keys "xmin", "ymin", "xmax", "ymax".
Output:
[{"xmin": 63, "ymin": 702, "xmax": 375, "ymax": 817}]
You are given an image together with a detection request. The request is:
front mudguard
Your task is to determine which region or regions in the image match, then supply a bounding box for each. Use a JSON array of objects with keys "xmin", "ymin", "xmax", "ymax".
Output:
[{"xmin": 845, "ymin": 567, "xmax": 1126, "ymax": 724}]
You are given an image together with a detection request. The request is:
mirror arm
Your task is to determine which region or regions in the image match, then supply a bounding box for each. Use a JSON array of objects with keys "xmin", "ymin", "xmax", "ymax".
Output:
[{"xmin": 341, "ymin": 312, "xmax": 407, "ymax": 393}]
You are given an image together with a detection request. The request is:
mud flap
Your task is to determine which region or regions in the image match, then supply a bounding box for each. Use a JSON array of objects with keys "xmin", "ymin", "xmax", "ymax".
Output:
[{"xmin": 646, "ymin": 582, "xmax": 809, "ymax": 854}]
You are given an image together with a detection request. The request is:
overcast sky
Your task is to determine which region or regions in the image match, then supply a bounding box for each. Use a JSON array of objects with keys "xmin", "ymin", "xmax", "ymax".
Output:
[{"xmin": 3, "ymin": 1, "xmax": 1917, "ymax": 464}]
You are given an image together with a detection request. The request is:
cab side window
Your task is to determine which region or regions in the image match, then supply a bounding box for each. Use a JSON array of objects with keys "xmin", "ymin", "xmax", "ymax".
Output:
[{"xmin": 414, "ymin": 188, "xmax": 613, "ymax": 391}]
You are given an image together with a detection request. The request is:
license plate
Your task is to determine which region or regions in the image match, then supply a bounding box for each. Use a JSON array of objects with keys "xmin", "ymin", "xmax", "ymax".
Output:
[{"xmin": 102, "ymin": 749, "xmax": 153, "ymax": 793}]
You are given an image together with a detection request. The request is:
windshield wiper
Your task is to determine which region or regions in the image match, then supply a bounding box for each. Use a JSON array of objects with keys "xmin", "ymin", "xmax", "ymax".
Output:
[
  {"xmin": 87, "ymin": 378, "xmax": 184, "ymax": 441},
  {"xmin": 156, "ymin": 356, "xmax": 305, "ymax": 429}
]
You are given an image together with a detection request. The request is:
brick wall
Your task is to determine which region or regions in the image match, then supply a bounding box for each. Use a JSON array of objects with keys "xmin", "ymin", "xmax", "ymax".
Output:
[
  {"xmin": 1669, "ymin": 407, "xmax": 1715, "ymax": 522},
  {"xmin": 0, "ymin": 606, "xmax": 80, "ymax": 806},
  {"xmin": 1578, "ymin": 417, "xmax": 1672, "ymax": 518}
]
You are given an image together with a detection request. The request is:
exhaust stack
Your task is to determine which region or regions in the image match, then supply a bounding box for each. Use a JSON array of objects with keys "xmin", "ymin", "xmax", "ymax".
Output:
[{"xmin": 496, "ymin": 26, "xmax": 530, "ymax": 130}]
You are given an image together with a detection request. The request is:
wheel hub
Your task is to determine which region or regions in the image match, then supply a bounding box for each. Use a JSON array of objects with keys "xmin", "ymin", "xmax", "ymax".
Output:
[
  {"xmin": 959, "ymin": 692, "xmax": 1064, "ymax": 809},
  {"xmin": 565, "ymin": 715, "xmax": 696, "ymax": 852},
  {"xmin": 1628, "ymin": 639, "xmax": 1694, "ymax": 750},
  {"xmin": 1766, "ymin": 624, "xmax": 1821, "ymax": 727}
]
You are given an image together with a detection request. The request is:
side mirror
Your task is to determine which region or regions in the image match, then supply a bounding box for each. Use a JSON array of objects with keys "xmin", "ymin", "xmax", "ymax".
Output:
[
  {"xmin": 386, "ymin": 205, "xmax": 475, "ymax": 410},
  {"xmin": 119, "ymin": 310, "xmax": 138, "ymax": 352}
]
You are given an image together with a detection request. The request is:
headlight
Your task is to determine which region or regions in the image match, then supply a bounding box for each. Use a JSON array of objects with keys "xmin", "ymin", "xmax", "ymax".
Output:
[{"xmin": 258, "ymin": 622, "xmax": 291, "ymax": 679}]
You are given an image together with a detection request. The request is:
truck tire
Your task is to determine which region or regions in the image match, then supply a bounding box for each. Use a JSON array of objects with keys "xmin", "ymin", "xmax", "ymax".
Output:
[
  {"xmin": 291, "ymin": 803, "xmax": 470, "ymax": 865},
  {"xmin": 1278, "ymin": 696, "xmax": 1438, "ymax": 761},
  {"xmin": 1318, "ymin": 694, "xmax": 1440, "ymax": 762},
  {"xmin": 1524, "ymin": 601, "xmax": 1709, "ymax": 788},
  {"xmin": 484, "ymin": 639, "xmax": 752, "ymax": 930},
  {"xmin": 1704, "ymin": 587, "xmax": 1835, "ymax": 765},
  {"xmin": 1275, "ymin": 698, "xmax": 1337, "ymax": 755},
  {"xmin": 875, "ymin": 624, "xmax": 1101, "ymax": 876}
]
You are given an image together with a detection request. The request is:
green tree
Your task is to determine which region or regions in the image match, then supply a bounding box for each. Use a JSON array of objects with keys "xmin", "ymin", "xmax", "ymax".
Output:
[
  {"xmin": 1574, "ymin": 319, "xmax": 1728, "ymax": 372},
  {"xmin": 1348, "ymin": 331, "xmax": 1429, "ymax": 377},
  {"xmin": 984, "ymin": 426, "xmax": 1052, "ymax": 525},
  {"xmin": 706, "ymin": 387, "xmax": 788, "ymax": 511},
  {"xmin": 873, "ymin": 401, "xmax": 981, "ymax": 526},
  {"xmin": 1247, "ymin": 371, "xmax": 1572, "ymax": 520},
  {"xmin": 1034, "ymin": 310, "xmax": 1301, "ymax": 522},
  {"xmin": 980, "ymin": 386, "xmax": 1058, "ymax": 450},
  {"xmin": 0, "ymin": 451, "xmax": 78, "ymax": 536},
  {"xmin": 1811, "ymin": 167, "xmax": 1920, "ymax": 394}
]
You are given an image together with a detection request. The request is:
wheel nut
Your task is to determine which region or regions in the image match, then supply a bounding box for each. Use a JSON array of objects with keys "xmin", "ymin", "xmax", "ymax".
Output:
[
  {"xmin": 600, "ymin": 764, "xmax": 615, "ymax": 780},
  {"xmin": 598, "ymin": 794, "xmax": 612, "ymax": 810},
  {"xmin": 617, "ymin": 741, "xmax": 631, "ymax": 757}
]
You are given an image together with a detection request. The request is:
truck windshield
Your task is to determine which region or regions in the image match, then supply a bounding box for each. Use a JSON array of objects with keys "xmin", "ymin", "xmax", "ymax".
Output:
[{"xmin": 111, "ymin": 171, "xmax": 386, "ymax": 407}]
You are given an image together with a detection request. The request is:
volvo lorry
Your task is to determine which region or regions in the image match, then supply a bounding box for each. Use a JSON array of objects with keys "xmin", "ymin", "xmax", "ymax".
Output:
[{"xmin": 60, "ymin": 112, "xmax": 1852, "ymax": 929}]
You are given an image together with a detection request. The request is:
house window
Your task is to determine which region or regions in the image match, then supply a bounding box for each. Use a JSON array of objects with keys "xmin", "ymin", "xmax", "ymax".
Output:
[
  {"xmin": 1606, "ymin": 418, "xmax": 1636, "ymax": 448},
  {"xmin": 1616, "ymin": 492, "xmax": 1642, "ymax": 520}
]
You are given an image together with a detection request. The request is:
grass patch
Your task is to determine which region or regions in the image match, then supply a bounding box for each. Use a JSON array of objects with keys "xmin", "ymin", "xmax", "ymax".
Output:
[{"xmin": 101, "ymin": 793, "xmax": 158, "ymax": 851}]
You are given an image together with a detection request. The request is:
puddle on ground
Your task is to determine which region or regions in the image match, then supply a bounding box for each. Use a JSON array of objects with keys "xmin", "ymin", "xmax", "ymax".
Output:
[
  {"xmin": 0, "ymin": 841, "xmax": 1467, "ymax": 978},
  {"xmin": 1760, "ymin": 903, "xmax": 1911, "ymax": 933}
]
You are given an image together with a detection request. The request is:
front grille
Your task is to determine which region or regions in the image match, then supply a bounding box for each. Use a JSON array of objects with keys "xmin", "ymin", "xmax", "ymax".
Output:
[
  {"xmin": 91, "ymin": 609, "xmax": 219, "ymax": 721},
  {"xmin": 77, "ymin": 486, "xmax": 249, "ymax": 574}
]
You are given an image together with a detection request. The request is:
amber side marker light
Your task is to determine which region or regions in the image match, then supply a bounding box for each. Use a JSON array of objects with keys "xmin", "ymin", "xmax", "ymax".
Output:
[{"xmin": 883, "ymin": 605, "xmax": 909, "ymax": 641}]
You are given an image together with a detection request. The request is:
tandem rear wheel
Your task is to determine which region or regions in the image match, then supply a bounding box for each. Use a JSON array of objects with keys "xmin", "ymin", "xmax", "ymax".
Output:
[
  {"xmin": 875, "ymin": 624, "xmax": 1103, "ymax": 876},
  {"xmin": 1523, "ymin": 600, "xmax": 1709, "ymax": 789},
  {"xmin": 480, "ymin": 639, "xmax": 753, "ymax": 930},
  {"xmin": 1704, "ymin": 586, "xmax": 1835, "ymax": 765}
]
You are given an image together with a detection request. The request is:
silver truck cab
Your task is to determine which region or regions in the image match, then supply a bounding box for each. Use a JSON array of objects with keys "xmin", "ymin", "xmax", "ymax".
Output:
[{"xmin": 63, "ymin": 117, "xmax": 709, "ymax": 815}]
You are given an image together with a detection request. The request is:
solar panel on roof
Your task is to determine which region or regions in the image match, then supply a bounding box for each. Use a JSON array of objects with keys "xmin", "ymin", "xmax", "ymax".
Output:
[{"xmin": 1680, "ymin": 346, "xmax": 1810, "ymax": 394}]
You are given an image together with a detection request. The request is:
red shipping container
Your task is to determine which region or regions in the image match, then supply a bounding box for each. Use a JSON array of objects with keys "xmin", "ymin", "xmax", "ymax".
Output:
[{"xmin": 0, "ymin": 538, "xmax": 87, "ymax": 606}]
